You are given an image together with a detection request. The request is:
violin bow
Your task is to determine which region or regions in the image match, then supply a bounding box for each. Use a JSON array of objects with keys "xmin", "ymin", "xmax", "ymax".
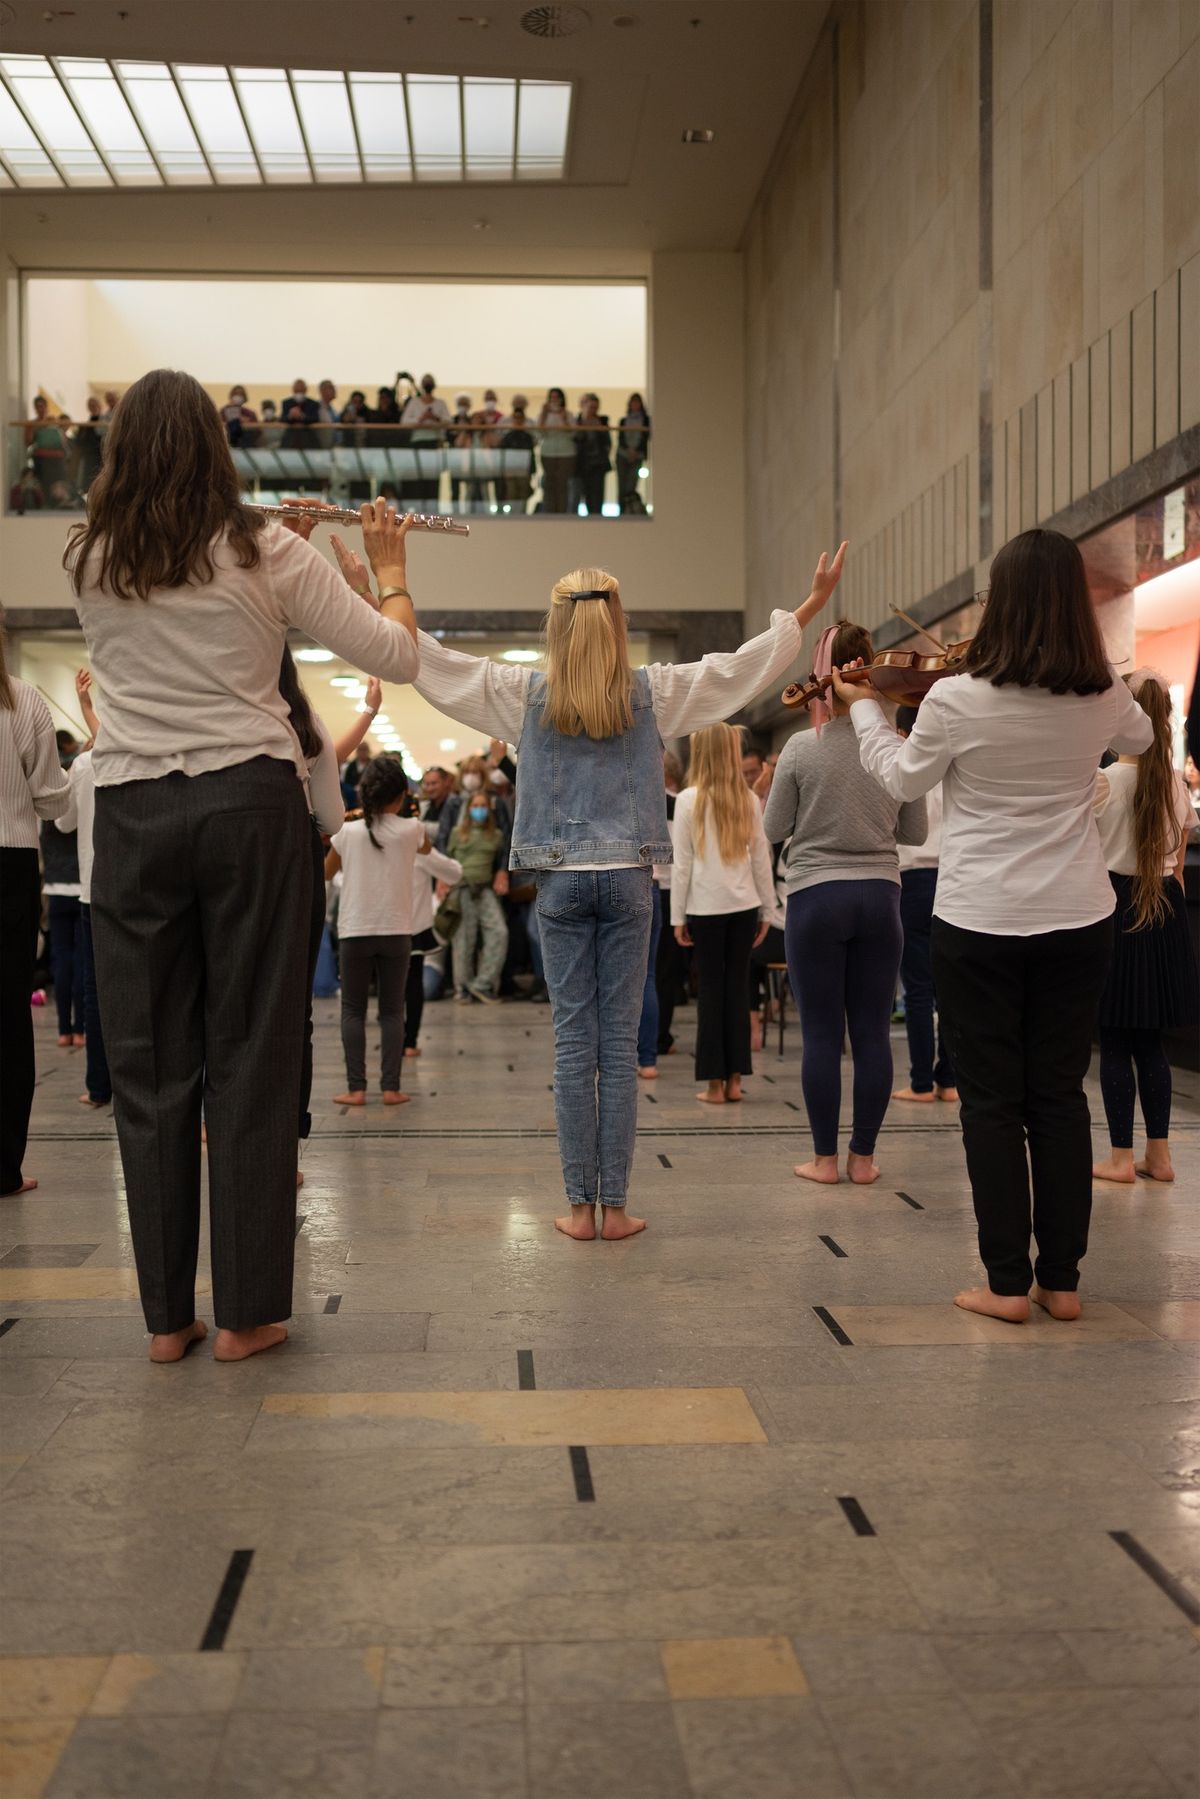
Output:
[{"xmin": 888, "ymin": 605, "xmax": 950, "ymax": 654}]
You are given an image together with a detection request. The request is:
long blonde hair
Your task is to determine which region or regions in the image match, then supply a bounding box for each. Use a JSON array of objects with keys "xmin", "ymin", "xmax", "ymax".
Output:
[
  {"xmin": 541, "ymin": 567, "xmax": 633, "ymax": 739},
  {"xmin": 689, "ymin": 724, "xmax": 758, "ymax": 865},
  {"xmin": 1126, "ymin": 670, "xmax": 1185, "ymax": 930}
]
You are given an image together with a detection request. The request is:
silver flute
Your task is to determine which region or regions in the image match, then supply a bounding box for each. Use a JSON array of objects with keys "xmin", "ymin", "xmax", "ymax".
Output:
[{"xmin": 254, "ymin": 502, "xmax": 469, "ymax": 536}]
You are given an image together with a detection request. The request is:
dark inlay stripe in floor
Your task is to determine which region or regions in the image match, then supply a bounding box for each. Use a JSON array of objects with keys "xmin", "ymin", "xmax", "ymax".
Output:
[
  {"xmin": 785, "ymin": 1101, "xmax": 801, "ymax": 1111},
  {"xmin": 323, "ymin": 1294, "xmax": 342, "ymax": 1314},
  {"xmin": 813, "ymin": 1305, "xmax": 853, "ymax": 1347},
  {"xmin": 569, "ymin": 1445, "xmax": 595, "ymax": 1502},
  {"xmin": 517, "ymin": 1349, "xmax": 536, "ymax": 1390},
  {"xmin": 644, "ymin": 1093, "xmax": 658, "ymax": 1104},
  {"xmin": 895, "ymin": 1191, "xmax": 924, "ymax": 1210},
  {"xmin": 33, "ymin": 1122, "xmax": 1200, "ymax": 1143},
  {"xmin": 199, "ymin": 1549, "xmax": 254, "ymax": 1651},
  {"xmin": 819, "ymin": 1234, "xmax": 847, "ymax": 1258},
  {"xmin": 1109, "ymin": 1531, "xmax": 1200, "ymax": 1625},
  {"xmin": 657, "ymin": 1154, "xmax": 672, "ymax": 1169},
  {"xmin": 0, "ymin": 1318, "xmax": 19, "ymax": 1340},
  {"xmin": 294, "ymin": 1215, "xmax": 305, "ymax": 1239},
  {"xmin": 838, "ymin": 1495, "xmax": 877, "ymax": 1537}
]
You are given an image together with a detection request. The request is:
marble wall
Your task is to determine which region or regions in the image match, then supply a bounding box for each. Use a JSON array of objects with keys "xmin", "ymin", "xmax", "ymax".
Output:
[{"xmin": 744, "ymin": 0, "xmax": 1200, "ymax": 646}]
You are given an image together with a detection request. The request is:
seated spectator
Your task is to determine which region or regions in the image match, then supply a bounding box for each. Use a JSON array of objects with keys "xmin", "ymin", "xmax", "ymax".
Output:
[
  {"xmin": 500, "ymin": 396, "xmax": 535, "ymax": 511},
  {"xmin": 280, "ymin": 379, "xmax": 319, "ymax": 447},
  {"xmin": 617, "ymin": 392, "xmax": 651, "ymax": 512},
  {"xmin": 401, "ymin": 375, "xmax": 451, "ymax": 501},
  {"xmin": 537, "ymin": 386, "xmax": 576, "ymax": 514},
  {"xmin": 574, "ymin": 393, "xmax": 611, "ymax": 515},
  {"xmin": 11, "ymin": 465, "xmax": 44, "ymax": 513},
  {"xmin": 25, "ymin": 396, "xmax": 68, "ymax": 500},
  {"xmin": 220, "ymin": 385, "xmax": 258, "ymax": 447}
]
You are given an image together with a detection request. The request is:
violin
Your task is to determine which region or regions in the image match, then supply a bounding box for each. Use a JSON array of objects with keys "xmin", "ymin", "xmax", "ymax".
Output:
[{"xmin": 782, "ymin": 608, "xmax": 974, "ymax": 710}]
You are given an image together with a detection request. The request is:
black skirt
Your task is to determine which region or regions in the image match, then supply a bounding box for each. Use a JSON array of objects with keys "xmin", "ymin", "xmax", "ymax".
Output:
[{"xmin": 1098, "ymin": 872, "xmax": 1198, "ymax": 1031}]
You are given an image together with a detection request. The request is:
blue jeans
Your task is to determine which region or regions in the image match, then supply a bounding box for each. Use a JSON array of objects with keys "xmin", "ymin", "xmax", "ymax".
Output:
[
  {"xmin": 636, "ymin": 884, "xmax": 663, "ymax": 1067},
  {"xmin": 899, "ymin": 867, "xmax": 954, "ymax": 1092},
  {"xmin": 536, "ymin": 867, "xmax": 653, "ymax": 1206},
  {"xmin": 78, "ymin": 905, "xmax": 112, "ymax": 1104},
  {"xmin": 785, "ymin": 879, "xmax": 903, "ymax": 1158}
]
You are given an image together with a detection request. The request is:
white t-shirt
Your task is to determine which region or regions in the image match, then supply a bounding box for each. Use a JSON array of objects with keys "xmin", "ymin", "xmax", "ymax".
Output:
[
  {"xmin": 670, "ymin": 786, "xmax": 776, "ymax": 926},
  {"xmin": 1095, "ymin": 761, "xmax": 1195, "ymax": 876},
  {"xmin": 411, "ymin": 844, "xmax": 462, "ymax": 936},
  {"xmin": 332, "ymin": 813, "xmax": 426, "ymax": 938},
  {"xmin": 57, "ymin": 750, "xmax": 96, "ymax": 904},
  {"xmin": 851, "ymin": 669, "xmax": 1155, "ymax": 935}
]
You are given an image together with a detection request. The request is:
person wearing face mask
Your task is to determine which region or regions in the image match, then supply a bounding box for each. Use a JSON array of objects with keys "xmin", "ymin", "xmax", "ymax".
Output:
[
  {"xmin": 401, "ymin": 374, "xmax": 451, "ymax": 503},
  {"xmin": 220, "ymin": 386, "xmax": 259, "ymax": 451},
  {"xmin": 278, "ymin": 379, "xmax": 318, "ymax": 450},
  {"xmin": 448, "ymin": 783, "xmax": 510, "ymax": 1003},
  {"xmin": 500, "ymin": 397, "xmax": 535, "ymax": 512}
]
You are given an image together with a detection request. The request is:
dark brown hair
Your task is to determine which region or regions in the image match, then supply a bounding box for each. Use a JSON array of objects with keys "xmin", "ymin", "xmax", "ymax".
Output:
[
  {"xmin": 965, "ymin": 529, "xmax": 1111, "ymax": 695},
  {"xmin": 278, "ymin": 647, "xmax": 322, "ymax": 762},
  {"xmin": 65, "ymin": 368, "xmax": 266, "ymax": 600},
  {"xmin": 1127, "ymin": 674, "xmax": 1186, "ymax": 929}
]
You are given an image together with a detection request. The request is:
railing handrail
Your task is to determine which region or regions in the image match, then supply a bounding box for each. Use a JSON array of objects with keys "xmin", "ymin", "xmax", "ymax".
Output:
[{"xmin": 11, "ymin": 416, "xmax": 649, "ymax": 434}]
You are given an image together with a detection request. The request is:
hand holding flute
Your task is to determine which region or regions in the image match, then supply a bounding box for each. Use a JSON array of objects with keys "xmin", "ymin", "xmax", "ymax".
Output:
[{"xmin": 277, "ymin": 498, "xmax": 419, "ymax": 643}]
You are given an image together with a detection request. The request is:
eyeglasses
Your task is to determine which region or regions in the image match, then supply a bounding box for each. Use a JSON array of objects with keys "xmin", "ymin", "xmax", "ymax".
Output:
[{"xmin": 973, "ymin": 587, "xmax": 990, "ymax": 608}]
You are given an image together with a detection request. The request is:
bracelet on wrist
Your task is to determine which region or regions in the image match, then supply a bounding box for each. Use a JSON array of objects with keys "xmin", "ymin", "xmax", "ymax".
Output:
[{"xmin": 378, "ymin": 585, "xmax": 412, "ymax": 602}]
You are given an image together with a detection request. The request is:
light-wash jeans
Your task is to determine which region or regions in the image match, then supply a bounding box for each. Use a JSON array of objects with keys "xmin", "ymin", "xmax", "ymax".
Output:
[
  {"xmin": 453, "ymin": 885, "xmax": 508, "ymax": 996},
  {"xmin": 535, "ymin": 867, "xmax": 653, "ymax": 1207}
]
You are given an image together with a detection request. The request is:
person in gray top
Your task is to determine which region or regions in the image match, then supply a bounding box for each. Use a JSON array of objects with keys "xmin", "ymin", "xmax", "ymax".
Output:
[{"xmin": 763, "ymin": 620, "xmax": 926, "ymax": 1188}]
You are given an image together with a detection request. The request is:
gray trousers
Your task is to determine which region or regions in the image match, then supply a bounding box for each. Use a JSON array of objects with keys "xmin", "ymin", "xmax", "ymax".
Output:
[
  {"xmin": 339, "ymin": 934, "xmax": 411, "ymax": 1092},
  {"xmin": 92, "ymin": 757, "xmax": 310, "ymax": 1334}
]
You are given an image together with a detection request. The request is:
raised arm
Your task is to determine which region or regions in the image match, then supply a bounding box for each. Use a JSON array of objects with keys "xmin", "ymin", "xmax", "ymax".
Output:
[
  {"xmin": 332, "ymin": 677, "xmax": 381, "ymax": 765},
  {"xmin": 413, "ymin": 632, "xmax": 531, "ymax": 742},
  {"xmin": 649, "ymin": 543, "xmax": 847, "ymax": 738},
  {"xmin": 269, "ymin": 504, "xmax": 419, "ymax": 683}
]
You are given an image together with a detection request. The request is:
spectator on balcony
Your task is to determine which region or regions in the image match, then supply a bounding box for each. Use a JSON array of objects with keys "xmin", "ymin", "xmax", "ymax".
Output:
[
  {"xmin": 280, "ymin": 379, "xmax": 319, "ymax": 449},
  {"xmin": 99, "ymin": 390, "xmax": 119, "ymax": 421},
  {"xmin": 370, "ymin": 386, "xmax": 405, "ymax": 451},
  {"xmin": 574, "ymin": 394, "xmax": 611, "ymax": 516},
  {"xmin": 73, "ymin": 397, "xmax": 107, "ymax": 494},
  {"xmin": 537, "ymin": 387, "xmax": 576, "ymax": 514},
  {"xmin": 11, "ymin": 466, "xmax": 43, "ymax": 513},
  {"xmin": 617, "ymin": 393, "xmax": 651, "ymax": 513},
  {"xmin": 220, "ymin": 386, "xmax": 258, "ymax": 449},
  {"xmin": 401, "ymin": 374, "xmax": 451, "ymax": 503},
  {"xmin": 258, "ymin": 399, "xmax": 282, "ymax": 449},
  {"xmin": 315, "ymin": 379, "xmax": 339, "ymax": 449},
  {"xmin": 500, "ymin": 396, "xmax": 535, "ymax": 512},
  {"xmin": 339, "ymin": 390, "xmax": 369, "ymax": 448},
  {"xmin": 452, "ymin": 393, "xmax": 479, "ymax": 509},
  {"xmin": 25, "ymin": 396, "xmax": 69, "ymax": 501},
  {"xmin": 466, "ymin": 389, "xmax": 504, "ymax": 509}
]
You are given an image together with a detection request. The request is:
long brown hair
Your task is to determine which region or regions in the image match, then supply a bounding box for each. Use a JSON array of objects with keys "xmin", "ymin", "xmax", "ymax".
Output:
[
  {"xmin": 64, "ymin": 368, "xmax": 266, "ymax": 600},
  {"xmin": 278, "ymin": 647, "xmax": 322, "ymax": 762},
  {"xmin": 965, "ymin": 529, "xmax": 1111, "ymax": 695},
  {"xmin": 1126, "ymin": 671, "xmax": 1185, "ymax": 930}
]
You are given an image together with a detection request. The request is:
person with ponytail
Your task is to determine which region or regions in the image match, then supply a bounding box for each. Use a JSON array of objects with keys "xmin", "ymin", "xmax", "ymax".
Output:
[
  {"xmin": 324, "ymin": 754, "xmax": 431, "ymax": 1107},
  {"xmin": 1092, "ymin": 670, "xmax": 1196, "ymax": 1185},
  {"xmin": 672, "ymin": 724, "xmax": 775, "ymax": 1104},
  {"xmin": 763, "ymin": 621, "xmax": 928, "ymax": 1186},
  {"xmin": 390, "ymin": 545, "xmax": 846, "ymax": 1238}
]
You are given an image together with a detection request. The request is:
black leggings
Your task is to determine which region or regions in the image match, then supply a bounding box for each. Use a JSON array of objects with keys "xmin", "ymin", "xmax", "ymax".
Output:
[
  {"xmin": 298, "ymin": 822, "xmax": 326, "ymax": 1140},
  {"xmin": 1099, "ymin": 1026, "xmax": 1172, "ymax": 1146},
  {"xmin": 689, "ymin": 908, "xmax": 759, "ymax": 1082},
  {"xmin": 403, "ymin": 930, "xmax": 436, "ymax": 1049}
]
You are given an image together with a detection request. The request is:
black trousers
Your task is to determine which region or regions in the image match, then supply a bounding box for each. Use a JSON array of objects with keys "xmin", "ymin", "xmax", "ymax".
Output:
[
  {"xmin": 298, "ymin": 821, "xmax": 327, "ymax": 1140},
  {"xmin": 48, "ymin": 894, "xmax": 84, "ymax": 1036},
  {"xmin": 655, "ymin": 910, "xmax": 687, "ymax": 1052},
  {"xmin": 0, "ymin": 848, "xmax": 40, "ymax": 1195},
  {"xmin": 339, "ymin": 934, "xmax": 411, "ymax": 1092},
  {"xmin": 899, "ymin": 868, "xmax": 954, "ymax": 1092},
  {"xmin": 78, "ymin": 905, "xmax": 111, "ymax": 1104},
  {"xmin": 403, "ymin": 929, "xmax": 436, "ymax": 1049},
  {"xmin": 932, "ymin": 915, "xmax": 1112, "ymax": 1296},
  {"xmin": 689, "ymin": 908, "xmax": 759, "ymax": 1082},
  {"xmin": 92, "ymin": 757, "xmax": 311, "ymax": 1334}
]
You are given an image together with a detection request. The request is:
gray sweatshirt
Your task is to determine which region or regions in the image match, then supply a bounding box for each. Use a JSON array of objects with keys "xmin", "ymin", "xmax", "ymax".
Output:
[{"xmin": 762, "ymin": 715, "xmax": 927, "ymax": 893}]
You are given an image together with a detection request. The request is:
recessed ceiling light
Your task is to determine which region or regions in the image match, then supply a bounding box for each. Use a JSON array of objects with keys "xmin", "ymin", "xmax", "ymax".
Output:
[
  {"xmin": 682, "ymin": 128, "xmax": 715, "ymax": 144},
  {"xmin": 501, "ymin": 648, "xmax": 540, "ymax": 663},
  {"xmin": 294, "ymin": 646, "xmax": 334, "ymax": 661},
  {"xmin": 439, "ymin": 737, "xmax": 458, "ymax": 750}
]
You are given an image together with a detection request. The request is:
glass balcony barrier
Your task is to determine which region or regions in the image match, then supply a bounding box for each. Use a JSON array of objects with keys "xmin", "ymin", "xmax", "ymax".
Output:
[{"xmin": 7, "ymin": 418, "xmax": 652, "ymax": 519}]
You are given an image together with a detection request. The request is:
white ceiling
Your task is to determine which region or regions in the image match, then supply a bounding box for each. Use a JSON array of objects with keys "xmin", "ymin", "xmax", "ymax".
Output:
[{"xmin": 0, "ymin": 0, "xmax": 827, "ymax": 269}]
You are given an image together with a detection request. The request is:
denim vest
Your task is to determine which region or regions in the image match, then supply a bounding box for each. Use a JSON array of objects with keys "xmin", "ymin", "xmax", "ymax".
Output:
[{"xmin": 510, "ymin": 667, "xmax": 672, "ymax": 871}]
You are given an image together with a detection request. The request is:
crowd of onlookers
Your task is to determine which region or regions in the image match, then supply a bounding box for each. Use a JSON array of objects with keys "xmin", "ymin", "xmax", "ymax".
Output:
[{"xmin": 12, "ymin": 376, "xmax": 651, "ymax": 516}]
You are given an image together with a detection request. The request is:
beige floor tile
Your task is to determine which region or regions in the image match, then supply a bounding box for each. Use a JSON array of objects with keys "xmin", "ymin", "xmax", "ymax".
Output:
[
  {"xmin": 0, "ymin": 1719, "xmax": 75, "ymax": 1799},
  {"xmin": 0, "ymin": 1270, "xmax": 210, "ymax": 1302},
  {"xmin": 1115, "ymin": 1300, "xmax": 1200, "ymax": 1340},
  {"xmin": 88, "ymin": 1652, "xmax": 245, "ymax": 1716},
  {"xmin": 0, "ymin": 1658, "xmax": 108, "ymax": 1721},
  {"xmin": 258, "ymin": 1386, "xmax": 767, "ymax": 1445},
  {"xmin": 660, "ymin": 1636, "xmax": 809, "ymax": 1699},
  {"xmin": 826, "ymin": 1303, "xmax": 1159, "ymax": 1347}
]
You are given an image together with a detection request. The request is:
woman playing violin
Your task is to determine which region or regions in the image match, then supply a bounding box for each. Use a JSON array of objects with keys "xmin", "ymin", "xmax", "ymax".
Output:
[{"xmin": 832, "ymin": 528, "xmax": 1153, "ymax": 1325}]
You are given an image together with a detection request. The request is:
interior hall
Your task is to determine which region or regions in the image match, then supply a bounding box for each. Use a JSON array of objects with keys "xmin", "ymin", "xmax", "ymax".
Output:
[{"xmin": 0, "ymin": 1, "xmax": 1198, "ymax": 1795}]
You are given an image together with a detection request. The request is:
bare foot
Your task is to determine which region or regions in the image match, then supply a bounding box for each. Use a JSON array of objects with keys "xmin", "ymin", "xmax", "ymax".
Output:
[
  {"xmin": 1136, "ymin": 1140, "xmax": 1175, "ymax": 1182},
  {"xmin": 936, "ymin": 1086, "xmax": 959, "ymax": 1103},
  {"xmin": 555, "ymin": 1204, "xmax": 597, "ymax": 1240},
  {"xmin": 750, "ymin": 1021, "xmax": 764, "ymax": 1053},
  {"xmin": 794, "ymin": 1157, "xmax": 840, "ymax": 1184},
  {"xmin": 56, "ymin": 1034, "xmax": 72, "ymax": 1048},
  {"xmin": 1, "ymin": 1177, "xmax": 38, "ymax": 1196},
  {"xmin": 725, "ymin": 1077, "xmax": 743, "ymax": 1103},
  {"xmin": 1092, "ymin": 1152, "xmax": 1136, "ymax": 1184},
  {"xmin": 149, "ymin": 1319, "xmax": 208, "ymax": 1363},
  {"xmin": 381, "ymin": 1090, "xmax": 411, "ymax": 1106},
  {"xmin": 954, "ymin": 1287, "xmax": 1029, "ymax": 1323},
  {"xmin": 404, "ymin": 1046, "xmax": 421, "ymax": 1058},
  {"xmin": 200, "ymin": 1122, "xmax": 207, "ymax": 1145},
  {"xmin": 213, "ymin": 1323, "xmax": 288, "ymax": 1362},
  {"xmin": 698, "ymin": 1082, "xmax": 726, "ymax": 1105},
  {"xmin": 847, "ymin": 1152, "xmax": 881, "ymax": 1185},
  {"xmin": 892, "ymin": 1087, "xmax": 935, "ymax": 1103},
  {"xmin": 72, "ymin": 1033, "xmax": 86, "ymax": 1048},
  {"xmin": 295, "ymin": 1169, "xmax": 304, "ymax": 1190},
  {"xmin": 601, "ymin": 1207, "xmax": 647, "ymax": 1240},
  {"xmin": 1031, "ymin": 1284, "xmax": 1081, "ymax": 1320},
  {"xmin": 78, "ymin": 1093, "xmax": 109, "ymax": 1108},
  {"xmin": 638, "ymin": 1066, "xmax": 658, "ymax": 1080},
  {"xmin": 334, "ymin": 1091, "xmax": 367, "ymax": 1107}
]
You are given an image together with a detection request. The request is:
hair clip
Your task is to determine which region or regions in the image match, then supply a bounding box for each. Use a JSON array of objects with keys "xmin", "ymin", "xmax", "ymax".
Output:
[{"xmin": 570, "ymin": 589, "xmax": 610, "ymax": 602}]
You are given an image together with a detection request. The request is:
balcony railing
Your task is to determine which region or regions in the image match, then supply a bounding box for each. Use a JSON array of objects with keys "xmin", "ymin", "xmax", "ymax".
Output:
[{"xmin": 7, "ymin": 418, "xmax": 652, "ymax": 519}]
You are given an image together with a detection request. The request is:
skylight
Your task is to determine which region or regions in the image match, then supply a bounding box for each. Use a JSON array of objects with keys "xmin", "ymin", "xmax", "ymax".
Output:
[{"xmin": 0, "ymin": 59, "xmax": 572, "ymax": 189}]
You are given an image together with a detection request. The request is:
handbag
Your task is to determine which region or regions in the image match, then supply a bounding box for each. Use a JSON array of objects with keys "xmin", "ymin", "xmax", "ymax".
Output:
[{"xmin": 434, "ymin": 886, "xmax": 463, "ymax": 941}]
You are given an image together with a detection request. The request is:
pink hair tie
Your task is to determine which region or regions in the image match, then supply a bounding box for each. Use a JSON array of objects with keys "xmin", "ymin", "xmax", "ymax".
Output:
[{"xmin": 807, "ymin": 624, "xmax": 839, "ymax": 735}]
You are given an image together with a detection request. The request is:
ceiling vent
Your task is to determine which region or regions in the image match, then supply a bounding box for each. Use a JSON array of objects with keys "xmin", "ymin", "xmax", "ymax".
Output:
[
  {"xmin": 682, "ymin": 128, "xmax": 715, "ymax": 144},
  {"xmin": 520, "ymin": 5, "xmax": 590, "ymax": 37}
]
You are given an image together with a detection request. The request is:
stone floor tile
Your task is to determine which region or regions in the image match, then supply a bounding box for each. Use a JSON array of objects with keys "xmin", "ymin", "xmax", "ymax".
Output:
[
  {"xmin": 1117, "ymin": 1684, "xmax": 1200, "ymax": 1795},
  {"xmin": 962, "ymin": 1688, "xmax": 1179, "ymax": 1797},
  {"xmin": 0, "ymin": 1361, "xmax": 72, "ymax": 1399},
  {"xmin": 1116, "ymin": 1301, "xmax": 1200, "ymax": 1341},
  {"xmin": 527, "ymin": 1700, "xmax": 690, "ymax": 1799},
  {"xmin": 0, "ymin": 1396, "xmax": 76, "ymax": 1458},
  {"xmin": 818, "ymin": 1694, "xmax": 1018, "ymax": 1798},
  {"xmin": 660, "ymin": 1635, "xmax": 808, "ymax": 1698},
  {"xmin": 0, "ymin": 1658, "xmax": 108, "ymax": 1721},
  {"xmin": 0, "ymin": 1270, "xmax": 175, "ymax": 1303},
  {"xmin": 1056, "ymin": 1626, "xmax": 1199, "ymax": 1687},
  {"xmin": 825, "ymin": 1303, "xmax": 1159, "ymax": 1348},
  {"xmin": 232, "ymin": 1646, "xmax": 382, "ymax": 1712},
  {"xmin": 89, "ymin": 1652, "xmax": 245, "ymax": 1716},
  {"xmin": 522, "ymin": 1640, "xmax": 667, "ymax": 1703},
  {"xmin": 0, "ymin": 1719, "xmax": 75, "ymax": 1799},
  {"xmin": 790, "ymin": 1631, "xmax": 954, "ymax": 1697},
  {"xmin": 372, "ymin": 1708, "xmax": 527, "ymax": 1798},
  {"xmin": 380, "ymin": 1642, "xmax": 523, "ymax": 1708},
  {"xmin": 210, "ymin": 1712, "xmax": 377, "ymax": 1798},
  {"xmin": 929, "ymin": 1630, "xmax": 1088, "ymax": 1691},
  {"xmin": 0, "ymin": 1248, "xmax": 98, "ymax": 1269},
  {"xmin": 42, "ymin": 1715, "xmax": 224, "ymax": 1798},
  {"xmin": 673, "ymin": 1696, "xmax": 851, "ymax": 1797}
]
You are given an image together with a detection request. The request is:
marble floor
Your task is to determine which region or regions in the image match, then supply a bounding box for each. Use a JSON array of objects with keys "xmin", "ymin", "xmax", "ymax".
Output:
[{"xmin": 2, "ymin": 993, "xmax": 1198, "ymax": 1798}]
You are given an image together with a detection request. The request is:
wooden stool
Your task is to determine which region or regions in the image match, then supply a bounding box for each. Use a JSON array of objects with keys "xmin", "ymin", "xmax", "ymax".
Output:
[{"xmin": 762, "ymin": 963, "xmax": 791, "ymax": 1060}]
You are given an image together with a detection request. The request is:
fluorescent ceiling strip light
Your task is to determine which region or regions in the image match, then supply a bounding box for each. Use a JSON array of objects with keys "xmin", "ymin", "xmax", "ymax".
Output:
[{"xmin": 0, "ymin": 53, "xmax": 111, "ymax": 184}]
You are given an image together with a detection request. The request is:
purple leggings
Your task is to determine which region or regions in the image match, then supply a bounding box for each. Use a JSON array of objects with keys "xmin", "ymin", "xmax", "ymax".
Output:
[{"xmin": 785, "ymin": 879, "xmax": 903, "ymax": 1157}]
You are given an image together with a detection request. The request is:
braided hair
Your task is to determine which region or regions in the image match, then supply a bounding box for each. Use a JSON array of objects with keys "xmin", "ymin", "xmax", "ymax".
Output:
[{"xmin": 359, "ymin": 753, "xmax": 409, "ymax": 849}]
